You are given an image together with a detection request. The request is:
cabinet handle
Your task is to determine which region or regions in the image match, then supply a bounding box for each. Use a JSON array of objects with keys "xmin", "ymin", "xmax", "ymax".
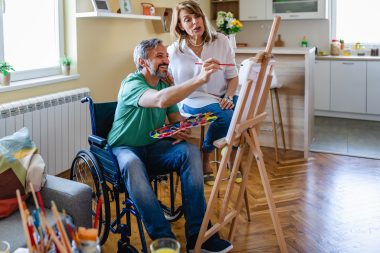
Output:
[
  {"xmin": 289, "ymin": 14, "xmax": 299, "ymax": 17},
  {"xmin": 342, "ymin": 62, "xmax": 354, "ymax": 65},
  {"xmin": 248, "ymin": 16, "xmax": 257, "ymax": 19}
]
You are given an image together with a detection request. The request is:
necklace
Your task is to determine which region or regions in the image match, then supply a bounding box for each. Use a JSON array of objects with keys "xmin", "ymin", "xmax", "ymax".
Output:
[
  {"xmin": 190, "ymin": 44, "xmax": 203, "ymax": 56},
  {"xmin": 187, "ymin": 37, "xmax": 205, "ymax": 47}
]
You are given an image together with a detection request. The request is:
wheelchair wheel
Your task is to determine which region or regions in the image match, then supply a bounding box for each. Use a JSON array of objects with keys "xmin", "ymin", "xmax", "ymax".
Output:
[{"xmin": 70, "ymin": 149, "xmax": 111, "ymax": 245}]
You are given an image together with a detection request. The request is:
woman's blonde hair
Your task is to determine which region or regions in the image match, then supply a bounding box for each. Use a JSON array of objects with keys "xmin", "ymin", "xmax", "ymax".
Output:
[{"xmin": 170, "ymin": 0, "xmax": 217, "ymax": 52}]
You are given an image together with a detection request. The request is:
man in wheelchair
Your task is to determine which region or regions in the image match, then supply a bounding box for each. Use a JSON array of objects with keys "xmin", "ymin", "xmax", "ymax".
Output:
[{"xmin": 107, "ymin": 38, "xmax": 233, "ymax": 253}]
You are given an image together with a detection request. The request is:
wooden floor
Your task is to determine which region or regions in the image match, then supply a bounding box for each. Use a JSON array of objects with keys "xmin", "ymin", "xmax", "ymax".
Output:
[{"xmin": 95, "ymin": 147, "xmax": 380, "ymax": 253}]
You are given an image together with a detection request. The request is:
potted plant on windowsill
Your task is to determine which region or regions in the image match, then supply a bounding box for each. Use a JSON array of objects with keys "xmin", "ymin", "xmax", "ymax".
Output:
[
  {"xmin": 60, "ymin": 56, "xmax": 72, "ymax": 76},
  {"xmin": 0, "ymin": 61, "xmax": 15, "ymax": 86}
]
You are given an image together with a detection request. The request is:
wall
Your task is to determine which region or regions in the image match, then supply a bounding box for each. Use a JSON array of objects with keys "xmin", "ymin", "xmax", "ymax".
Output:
[
  {"xmin": 0, "ymin": 0, "xmax": 210, "ymax": 103},
  {"xmin": 235, "ymin": 0, "xmax": 331, "ymax": 51},
  {"xmin": 236, "ymin": 19, "xmax": 330, "ymax": 51}
]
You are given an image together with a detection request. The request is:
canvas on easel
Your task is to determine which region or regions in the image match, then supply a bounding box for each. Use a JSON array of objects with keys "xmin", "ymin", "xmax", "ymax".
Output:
[{"xmin": 194, "ymin": 16, "xmax": 288, "ymax": 253}]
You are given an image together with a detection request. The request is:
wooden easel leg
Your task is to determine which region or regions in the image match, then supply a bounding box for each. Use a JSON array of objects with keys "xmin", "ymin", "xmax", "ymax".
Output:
[
  {"xmin": 218, "ymin": 147, "xmax": 245, "ymax": 222},
  {"xmin": 250, "ymin": 129, "xmax": 288, "ymax": 253},
  {"xmin": 194, "ymin": 145, "xmax": 233, "ymax": 253},
  {"xmin": 228, "ymin": 146, "xmax": 254, "ymax": 240}
]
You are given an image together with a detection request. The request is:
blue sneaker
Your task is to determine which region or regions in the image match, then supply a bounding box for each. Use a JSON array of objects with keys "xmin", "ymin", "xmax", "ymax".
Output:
[{"xmin": 187, "ymin": 233, "xmax": 233, "ymax": 253}]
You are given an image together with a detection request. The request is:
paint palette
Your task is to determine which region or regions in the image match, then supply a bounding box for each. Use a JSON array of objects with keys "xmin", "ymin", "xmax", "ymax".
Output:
[{"xmin": 150, "ymin": 112, "xmax": 217, "ymax": 139}]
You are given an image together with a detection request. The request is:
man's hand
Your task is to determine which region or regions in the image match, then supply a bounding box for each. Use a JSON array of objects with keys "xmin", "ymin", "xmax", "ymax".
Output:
[
  {"xmin": 197, "ymin": 58, "xmax": 221, "ymax": 84},
  {"xmin": 219, "ymin": 96, "xmax": 235, "ymax": 110},
  {"xmin": 171, "ymin": 128, "xmax": 192, "ymax": 145}
]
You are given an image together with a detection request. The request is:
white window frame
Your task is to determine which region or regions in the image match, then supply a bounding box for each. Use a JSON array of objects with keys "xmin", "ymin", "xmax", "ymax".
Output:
[
  {"xmin": 0, "ymin": 0, "xmax": 65, "ymax": 82},
  {"xmin": 331, "ymin": 0, "xmax": 380, "ymax": 46}
]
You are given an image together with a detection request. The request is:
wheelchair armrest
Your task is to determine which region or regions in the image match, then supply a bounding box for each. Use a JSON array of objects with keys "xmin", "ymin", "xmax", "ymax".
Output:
[{"xmin": 88, "ymin": 135, "xmax": 107, "ymax": 147}]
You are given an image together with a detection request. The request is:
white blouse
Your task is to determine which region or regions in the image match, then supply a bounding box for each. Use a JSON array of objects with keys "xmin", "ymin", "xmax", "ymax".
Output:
[{"xmin": 167, "ymin": 33, "xmax": 238, "ymax": 109}]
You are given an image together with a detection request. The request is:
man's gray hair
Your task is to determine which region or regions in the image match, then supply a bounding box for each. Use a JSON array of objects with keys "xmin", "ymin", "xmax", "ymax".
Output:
[{"xmin": 133, "ymin": 38, "xmax": 163, "ymax": 71}]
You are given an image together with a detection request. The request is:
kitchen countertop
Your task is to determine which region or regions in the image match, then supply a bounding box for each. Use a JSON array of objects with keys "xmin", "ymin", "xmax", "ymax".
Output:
[
  {"xmin": 316, "ymin": 55, "xmax": 380, "ymax": 61},
  {"xmin": 235, "ymin": 47, "xmax": 315, "ymax": 55}
]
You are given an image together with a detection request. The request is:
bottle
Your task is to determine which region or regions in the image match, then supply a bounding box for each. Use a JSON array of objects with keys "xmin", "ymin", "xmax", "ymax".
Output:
[
  {"xmin": 274, "ymin": 34, "xmax": 285, "ymax": 47},
  {"xmin": 330, "ymin": 39, "xmax": 340, "ymax": 56},
  {"xmin": 301, "ymin": 36, "xmax": 308, "ymax": 48},
  {"xmin": 339, "ymin": 39, "xmax": 344, "ymax": 50}
]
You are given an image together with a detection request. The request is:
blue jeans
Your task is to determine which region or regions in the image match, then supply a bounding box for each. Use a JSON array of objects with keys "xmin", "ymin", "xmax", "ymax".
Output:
[
  {"xmin": 112, "ymin": 139, "xmax": 206, "ymax": 240},
  {"xmin": 183, "ymin": 95, "xmax": 238, "ymax": 152}
]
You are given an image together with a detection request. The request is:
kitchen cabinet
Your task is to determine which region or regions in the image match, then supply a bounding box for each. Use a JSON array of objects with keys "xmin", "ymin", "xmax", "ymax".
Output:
[
  {"xmin": 266, "ymin": 0, "xmax": 328, "ymax": 20},
  {"xmin": 367, "ymin": 62, "xmax": 380, "ymax": 114},
  {"xmin": 210, "ymin": 0, "xmax": 239, "ymax": 20},
  {"xmin": 240, "ymin": 0, "xmax": 267, "ymax": 21},
  {"xmin": 314, "ymin": 60, "xmax": 330, "ymax": 110},
  {"xmin": 330, "ymin": 61, "xmax": 366, "ymax": 113}
]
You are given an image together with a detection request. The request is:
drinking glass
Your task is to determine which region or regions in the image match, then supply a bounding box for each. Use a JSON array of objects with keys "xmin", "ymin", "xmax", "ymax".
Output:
[
  {"xmin": 0, "ymin": 241, "xmax": 10, "ymax": 253},
  {"xmin": 150, "ymin": 238, "xmax": 180, "ymax": 253}
]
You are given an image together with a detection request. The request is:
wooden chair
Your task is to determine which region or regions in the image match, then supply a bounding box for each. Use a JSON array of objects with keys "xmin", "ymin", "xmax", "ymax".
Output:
[
  {"xmin": 269, "ymin": 82, "xmax": 287, "ymax": 163},
  {"xmin": 194, "ymin": 16, "xmax": 288, "ymax": 253}
]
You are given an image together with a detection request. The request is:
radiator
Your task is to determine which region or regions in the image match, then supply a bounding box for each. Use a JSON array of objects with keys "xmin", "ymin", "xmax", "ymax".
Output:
[{"xmin": 0, "ymin": 88, "xmax": 91, "ymax": 175}]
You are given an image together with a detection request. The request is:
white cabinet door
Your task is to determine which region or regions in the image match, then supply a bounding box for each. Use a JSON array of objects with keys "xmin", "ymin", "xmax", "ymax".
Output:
[
  {"xmin": 266, "ymin": 0, "xmax": 327, "ymax": 20},
  {"xmin": 314, "ymin": 60, "xmax": 330, "ymax": 110},
  {"xmin": 367, "ymin": 61, "xmax": 380, "ymax": 114},
  {"xmin": 331, "ymin": 61, "xmax": 366, "ymax": 113},
  {"xmin": 240, "ymin": 0, "xmax": 267, "ymax": 21}
]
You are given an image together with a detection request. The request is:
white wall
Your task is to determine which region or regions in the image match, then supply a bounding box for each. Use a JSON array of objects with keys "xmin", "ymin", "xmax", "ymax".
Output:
[{"xmin": 236, "ymin": 19, "xmax": 330, "ymax": 51}]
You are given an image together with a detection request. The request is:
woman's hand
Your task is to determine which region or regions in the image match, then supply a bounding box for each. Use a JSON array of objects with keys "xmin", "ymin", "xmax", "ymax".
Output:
[
  {"xmin": 197, "ymin": 58, "xmax": 221, "ymax": 84},
  {"xmin": 161, "ymin": 70, "xmax": 174, "ymax": 86},
  {"xmin": 171, "ymin": 128, "xmax": 192, "ymax": 145},
  {"xmin": 219, "ymin": 96, "xmax": 235, "ymax": 110}
]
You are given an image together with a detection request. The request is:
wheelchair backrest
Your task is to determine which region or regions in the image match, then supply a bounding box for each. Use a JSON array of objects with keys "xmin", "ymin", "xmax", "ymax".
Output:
[{"xmin": 90, "ymin": 100, "xmax": 118, "ymax": 139}]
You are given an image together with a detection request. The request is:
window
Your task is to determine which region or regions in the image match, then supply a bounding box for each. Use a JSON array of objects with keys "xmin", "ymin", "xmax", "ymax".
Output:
[
  {"xmin": 0, "ymin": 0, "xmax": 64, "ymax": 82},
  {"xmin": 333, "ymin": 0, "xmax": 380, "ymax": 44}
]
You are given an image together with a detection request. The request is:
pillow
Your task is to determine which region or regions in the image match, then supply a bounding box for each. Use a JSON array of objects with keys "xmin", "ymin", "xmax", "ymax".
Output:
[{"xmin": 0, "ymin": 127, "xmax": 46, "ymax": 218}]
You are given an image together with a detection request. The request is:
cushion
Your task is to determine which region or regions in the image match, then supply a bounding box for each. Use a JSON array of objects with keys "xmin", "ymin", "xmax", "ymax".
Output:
[{"xmin": 0, "ymin": 127, "xmax": 46, "ymax": 218}]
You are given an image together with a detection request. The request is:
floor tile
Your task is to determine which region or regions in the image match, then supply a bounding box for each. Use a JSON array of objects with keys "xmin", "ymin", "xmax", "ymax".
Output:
[{"xmin": 311, "ymin": 116, "xmax": 380, "ymax": 159}]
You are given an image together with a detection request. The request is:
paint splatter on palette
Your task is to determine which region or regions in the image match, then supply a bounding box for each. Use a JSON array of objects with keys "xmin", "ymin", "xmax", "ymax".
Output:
[{"xmin": 150, "ymin": 112, "xmax": 217, "ymax": 139}]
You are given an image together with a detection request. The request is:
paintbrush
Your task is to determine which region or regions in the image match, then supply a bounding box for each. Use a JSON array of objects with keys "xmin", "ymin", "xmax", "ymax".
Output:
[{"xmin": 195, "ymin": 62, "xmax": 239, "ymax": 67}]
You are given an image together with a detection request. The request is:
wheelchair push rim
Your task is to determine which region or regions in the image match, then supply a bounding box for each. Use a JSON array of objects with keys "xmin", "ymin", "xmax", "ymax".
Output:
[{"xmin": 70, "ymin": 149, "xmax": 111, "ymax": 245}]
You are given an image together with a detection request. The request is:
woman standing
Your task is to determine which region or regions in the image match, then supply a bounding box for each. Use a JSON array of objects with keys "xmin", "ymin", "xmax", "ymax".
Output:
[{"xmin": 168, "ymin": 0, "xmax": 240, "ymax": 186}]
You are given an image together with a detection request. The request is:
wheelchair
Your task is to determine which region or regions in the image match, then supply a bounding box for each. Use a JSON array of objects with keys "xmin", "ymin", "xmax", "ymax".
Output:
[{"xmin": 70, "ymin": 97, "xmax": 183, "ymax": 253}]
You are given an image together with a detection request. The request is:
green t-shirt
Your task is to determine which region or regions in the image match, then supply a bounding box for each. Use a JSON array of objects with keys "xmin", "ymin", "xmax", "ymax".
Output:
[{"xmin": 107, "ymin": 72, "xmax": 179, "ymax": 147}]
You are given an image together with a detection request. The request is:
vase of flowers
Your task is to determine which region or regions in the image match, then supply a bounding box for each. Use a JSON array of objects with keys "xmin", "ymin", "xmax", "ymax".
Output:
[{"xmin": 216, "ymin": 11, "xmax": 243, "ymax": 50}]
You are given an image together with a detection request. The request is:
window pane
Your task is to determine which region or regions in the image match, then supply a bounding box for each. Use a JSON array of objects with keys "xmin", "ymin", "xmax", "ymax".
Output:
[
  {"xmin": 3, "ymin": 0, "xmax": 59, "ymax": 71},
  {"xmin": 336, "ymin": 0, "xmax": 380, "ymax": 43}
]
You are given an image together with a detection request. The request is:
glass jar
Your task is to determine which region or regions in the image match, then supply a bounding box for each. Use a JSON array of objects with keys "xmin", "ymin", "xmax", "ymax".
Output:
[{"xmin": 330, "ymin": 39, "xmax": 340, "ymax": 56}]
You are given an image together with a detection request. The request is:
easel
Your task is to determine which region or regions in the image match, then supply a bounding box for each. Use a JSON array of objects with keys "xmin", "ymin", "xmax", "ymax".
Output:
[{"xmin": 194, "ymin": 17, "xmax": 288, "ymax": 253}]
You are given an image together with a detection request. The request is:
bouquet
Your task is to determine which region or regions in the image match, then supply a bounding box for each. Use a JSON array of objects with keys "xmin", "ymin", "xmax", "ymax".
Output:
[{"xmin": 216, "ymin": 11, "xmax": 243, "ymax": 35}]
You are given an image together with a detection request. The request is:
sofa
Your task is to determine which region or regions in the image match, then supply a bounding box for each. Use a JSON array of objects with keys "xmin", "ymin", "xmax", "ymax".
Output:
[{"xmin": 0, "ymin": 175, "xmax": 92, "ymax": 252}]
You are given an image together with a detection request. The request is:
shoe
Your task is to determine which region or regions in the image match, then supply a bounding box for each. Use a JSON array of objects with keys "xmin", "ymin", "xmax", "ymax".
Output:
[
  {"xmin": 204, "ymin": 173, "xmax": 215, "ymax": 186},
  {"xmin": 226, "ymin": 169, "xmax": 242, "ymax": 184},
  {"xmin": 187, "ymin": 234, "xmax": 233, "ymax": 253},
  {"xmin": 235, "ymin": 171, "xmax": 242, "ymax": 184}
]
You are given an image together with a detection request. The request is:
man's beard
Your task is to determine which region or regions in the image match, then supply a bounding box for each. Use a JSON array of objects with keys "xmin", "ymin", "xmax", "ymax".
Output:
[{"xmin": 149, "ymin": 63, "xmax": 168, "ymax": 79}]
